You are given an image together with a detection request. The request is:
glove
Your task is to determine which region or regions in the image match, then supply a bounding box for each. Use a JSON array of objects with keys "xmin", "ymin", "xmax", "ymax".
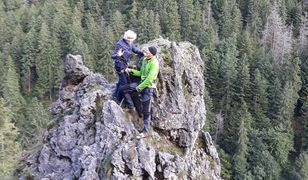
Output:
[{"xmin": 136, "ymin": 87, "xmax": 142, "ymax": 92}]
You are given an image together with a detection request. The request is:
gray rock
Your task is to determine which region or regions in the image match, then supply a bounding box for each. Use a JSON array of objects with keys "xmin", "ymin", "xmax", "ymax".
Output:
[
  {"xmin": 21, "ymin": 39, "xmax": 221, "ymax": 180},
  {"xmin": 148, "ymin": 39, "xmax": 206, "ymax": 149}
]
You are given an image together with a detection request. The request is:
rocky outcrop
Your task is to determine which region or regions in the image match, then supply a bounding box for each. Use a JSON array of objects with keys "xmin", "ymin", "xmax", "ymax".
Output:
[{"xmin": 23, "ymin": 38, "xmax": 221, "ymax": 179}]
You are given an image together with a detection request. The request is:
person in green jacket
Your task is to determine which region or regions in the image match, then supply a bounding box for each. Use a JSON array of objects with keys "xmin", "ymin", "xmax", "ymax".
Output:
[{"xmin": 122, "ymin": 46, "xmax": 159, "ymax": 138}]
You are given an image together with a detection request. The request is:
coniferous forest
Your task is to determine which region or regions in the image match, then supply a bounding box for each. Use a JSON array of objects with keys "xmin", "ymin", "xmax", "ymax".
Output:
[{"xmin": 0, "ymin": 0, "xmax": 307, "ymax": 179}]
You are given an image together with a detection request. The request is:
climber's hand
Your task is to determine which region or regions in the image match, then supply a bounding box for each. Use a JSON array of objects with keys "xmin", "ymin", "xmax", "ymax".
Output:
[
  {"xmin": 117, "ymin": 49, "xmax": 123, "ymax": 57},
  {"xmin": 136, "ymin": 87, "xmax": 142, "ymax": 92}
]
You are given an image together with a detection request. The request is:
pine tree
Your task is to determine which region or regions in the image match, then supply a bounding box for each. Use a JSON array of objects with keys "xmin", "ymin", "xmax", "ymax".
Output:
[{"xmin": 0, "ymin": 98, "xmax": 20, "ymax": 175}]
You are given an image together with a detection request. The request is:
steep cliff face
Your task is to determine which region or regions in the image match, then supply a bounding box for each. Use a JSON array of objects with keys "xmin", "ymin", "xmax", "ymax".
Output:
[{"xmin": 23, "ymin": 38, "xmax": 221, "ymax": 179}]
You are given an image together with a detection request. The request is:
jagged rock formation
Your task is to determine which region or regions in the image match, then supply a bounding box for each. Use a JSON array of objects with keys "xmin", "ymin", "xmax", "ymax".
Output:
[
  {"xmin": 300, "ymin": 12, "xmax": 308, "ymax": 50},
  {"xmin": 23, "ymin": 38, "xmax": 221, "ymax": 179}
]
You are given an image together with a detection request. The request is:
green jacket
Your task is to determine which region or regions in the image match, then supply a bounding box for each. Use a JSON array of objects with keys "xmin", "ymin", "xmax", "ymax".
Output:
[{"xmin": 131, "ymin": 56, "xmax": 159, "ymax": 90}]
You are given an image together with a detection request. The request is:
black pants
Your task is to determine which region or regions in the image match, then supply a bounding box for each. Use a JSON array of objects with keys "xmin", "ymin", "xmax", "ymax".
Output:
[{"xmin": 120, "ymin": 84, "xmax": 154, "ymax": 133}]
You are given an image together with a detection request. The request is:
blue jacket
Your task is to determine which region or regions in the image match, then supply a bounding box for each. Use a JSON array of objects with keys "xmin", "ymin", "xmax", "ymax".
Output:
[{"xmin": 112, "ymin": 38, "xmax": 143, "ymax": 72}]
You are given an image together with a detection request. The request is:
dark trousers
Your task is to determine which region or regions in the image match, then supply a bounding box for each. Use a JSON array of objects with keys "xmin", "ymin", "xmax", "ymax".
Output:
[
  {"xmin": 114, "ymin": 72, "xmax": 128, "ymax": 102},
  {"xmin": 120, "ymin": 84, "xmax": 154, "ymax": 133},
  {"xmin": 141, "ymin": 88, "xmax": 153, "ymax": 133}
]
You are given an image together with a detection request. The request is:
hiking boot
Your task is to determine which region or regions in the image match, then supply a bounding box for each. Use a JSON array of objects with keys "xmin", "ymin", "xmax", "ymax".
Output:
[{"xmin": 136, "ymin": 132, "xmax": 148, "ymax": 139}]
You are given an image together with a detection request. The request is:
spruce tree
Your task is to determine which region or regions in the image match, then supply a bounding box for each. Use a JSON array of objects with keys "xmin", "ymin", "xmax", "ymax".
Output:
[
  {"xmin": 111, "ymin": 10, "xmax": 125, "ymax": 40},
  {"xmin": 267, "ymin": 76, "xmax": 283, "ymax": 123},
  {"xmin": 0, "ymin": 6, "xmax": 9, "ymax": 50},
  {"xmin": 233, "ymin": 103, "xmax": 252, "ymax": 180},
  {"xmin": 218, "ymin": 34, "xmax": 238, "ymax": 114},
  {"xmin": 2, "ymin": 56, "xmax": 27, "ymax": 146},
  {"xmin": 246, "ymin": 0, "xmax": 271, "ymax": 37},
  {"xmin": 35, "ymin": 22, "xmax": 61, "ymax": 100},
  {"xmin": 160, "ymin": 0, "xmax": 181, "ymax": 41},
  {"xmin": 21, "ymin": 27, "xmax": 37, "ymax": 94},
  {"xmin": 178, "ymin": 0, "xmax": 195, "ymax": 40},
  {"xmin": 52, "ymin": 0, "xmax": 73, "ymax": 57},
  {"xmin": 295, "ymin": 151, "xmax": 308, "ymax": 179},
  {"xmin": 0, "ymin": 53, "xmax": 4, "ymax": 95},
  {"xmin": 190, "ymin": 1, "xmax": 207, "ymax": 48},
  {"xmin": 127, "ymin": 0, "xmax": 138, "ymax": 30},
  {"xmin": 223, "ymin": 54, "xmax": 250, "ymax": 155},
  {"xmin": 2, "ymin": 0, "xmax": 20, "ymax": 11},
  {"xmin": 250, "ymin": 68, "xmax": 270, "ymax": 130},
  {"xmin": 40, "ymin": 0, "xmax": 57, "ymax": 28},
  {"xmin": 150, "ymin": 12, "xmax": 161, "ymax": 40},
  {"xmin": 218, "ymin": 0, "xmax": 242, "ymax": 39},
  {"xmin": 84, "ymin": 13, "xmax": 104, "ymax": 72},
  {"xmin": 268, "ymin": 55, "xmax": 301, "ymax": 168},
  {"xmin": 0, "ymin": 98, "xmax": 20, "ymax": 175},
  {"xmin": 98, "ymin": 26, "xmax": 115, "ymax": 81},
  {"xmin": 83, "ymin": 0, "xmax": 100, "ymax": 20},
  {"xmin": 247, "ymin": 130, "xmax": 281, "ymax": 179},
  {"xmin": 10, "ymin": 24, "xmax": 25, "ymax": 71},
  {"xmin": 238, "ymin": 30, "xmax": 254, "ymax": 60},
  {"xmin": 202, "ymin": 25, "xmax": 219, "ymax": 93},
  {"xmin": 25, "ymin": 97, "xmax": 50, "ymax": 145}
]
